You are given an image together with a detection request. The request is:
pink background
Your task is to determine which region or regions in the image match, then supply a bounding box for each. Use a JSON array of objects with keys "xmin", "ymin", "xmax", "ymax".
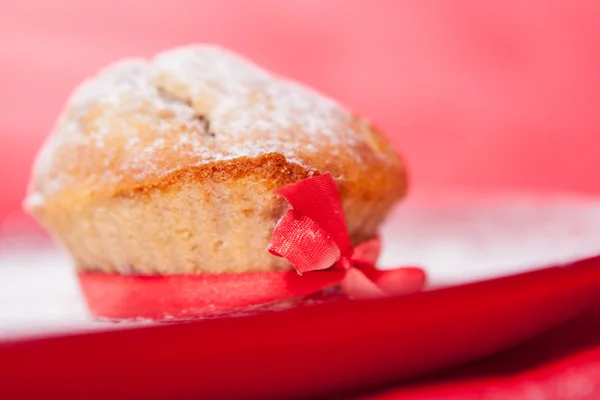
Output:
[{"xmin": 2, "ymin": 0, "xmax": 600, "ymax": 224}]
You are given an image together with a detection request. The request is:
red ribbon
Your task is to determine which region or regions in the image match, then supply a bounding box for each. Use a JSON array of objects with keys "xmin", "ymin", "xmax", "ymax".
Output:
[{"xmin": 268, "ymin": 173, "xmax": 426, "ymax": 299}]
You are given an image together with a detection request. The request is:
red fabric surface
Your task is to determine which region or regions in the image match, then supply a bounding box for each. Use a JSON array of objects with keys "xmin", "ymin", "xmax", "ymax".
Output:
[
  {"xmin": 78, "ymin": 269, "xmax": 345, "ymax": 320},
  {"xmin": 273, "ymin": 172, "xmax": 352, "ymax": 254}
]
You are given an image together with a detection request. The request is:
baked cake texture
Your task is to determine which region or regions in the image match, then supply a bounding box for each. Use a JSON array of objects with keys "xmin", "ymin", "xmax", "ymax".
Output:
[{"xmin": 25, "ymin": 45, "xmax": 407, "ymax": 275}]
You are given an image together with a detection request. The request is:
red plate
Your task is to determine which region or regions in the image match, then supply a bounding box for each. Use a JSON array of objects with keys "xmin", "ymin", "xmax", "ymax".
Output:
[
  {"xmin": 365, "ymin": 302, "xmax": 600, "ymax": 399},
  {"xmin": 1, "ymin": 254, "xmax": 600, "ymax": 399}
]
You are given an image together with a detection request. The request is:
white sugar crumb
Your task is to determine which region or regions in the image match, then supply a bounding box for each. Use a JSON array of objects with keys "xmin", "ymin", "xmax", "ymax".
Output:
[
  {"xmin": 152, "ymin": 45, "xmax": 355, "ymax": 142},
  {"xmin": 27, "ymin": 44, "xmax": 376, "ymax": 204}
]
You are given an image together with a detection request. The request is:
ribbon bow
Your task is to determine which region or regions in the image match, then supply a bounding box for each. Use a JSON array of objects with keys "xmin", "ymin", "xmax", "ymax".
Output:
[{"xmin": 268, "ymin": 173, "xmax": 426, "ymax": 299}]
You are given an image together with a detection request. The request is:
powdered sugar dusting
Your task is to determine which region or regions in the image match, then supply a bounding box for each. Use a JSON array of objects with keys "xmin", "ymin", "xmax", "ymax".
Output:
[
  {"xmin": 150, "ymin": 45, "xmax": 360, "ymax": 159},
  {"xmin": 27, "ymin": 44, "xmax": 373, "ymax": 205}
]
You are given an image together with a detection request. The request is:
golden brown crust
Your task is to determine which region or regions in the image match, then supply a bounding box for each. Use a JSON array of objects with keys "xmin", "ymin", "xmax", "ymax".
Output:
[
  {"xmin": 118, "ymin": 153, "xmax": 310, "ymax": 196},
  {"xmin": 25, "ymin": 45, "xmax": 407, "ymax": 275}
]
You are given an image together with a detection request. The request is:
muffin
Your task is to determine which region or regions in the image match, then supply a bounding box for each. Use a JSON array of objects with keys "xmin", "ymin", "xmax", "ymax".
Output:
[{"xmin": 24, "ymin": 45, "xmax": 410, "ymax": 319}]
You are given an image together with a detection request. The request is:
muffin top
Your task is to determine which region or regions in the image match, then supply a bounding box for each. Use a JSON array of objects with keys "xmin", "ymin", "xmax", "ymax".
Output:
[{"xmin": 26, "ymin": 45, "xmax": 405, "ymax": 210}]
